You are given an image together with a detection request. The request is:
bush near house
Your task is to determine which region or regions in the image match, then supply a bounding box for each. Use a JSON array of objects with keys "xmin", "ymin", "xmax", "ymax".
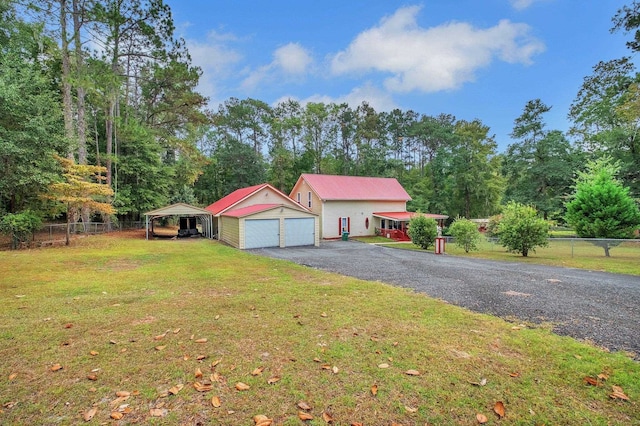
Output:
[
  {"xmin": 494, "ymin": 202, "xmax": 549, "ymax": 257},
  {"xmin": 407, "ymin": 215, "xmax": 437, "ymax": 249},
  {"xmin": 449, "ymin": 217, "xmax": 481, "ymax": 253}
]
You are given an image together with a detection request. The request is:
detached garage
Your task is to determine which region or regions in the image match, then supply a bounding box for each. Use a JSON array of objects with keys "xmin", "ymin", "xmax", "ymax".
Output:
[{"xmin": 220, "ymin": 204, "xmax": 319, "ymax": 249}]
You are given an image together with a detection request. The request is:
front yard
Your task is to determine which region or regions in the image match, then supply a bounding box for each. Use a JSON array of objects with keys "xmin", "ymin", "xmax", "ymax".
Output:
[{"xmin": 1, "ymin": 233, "xmax": 638, "ymax": 424}]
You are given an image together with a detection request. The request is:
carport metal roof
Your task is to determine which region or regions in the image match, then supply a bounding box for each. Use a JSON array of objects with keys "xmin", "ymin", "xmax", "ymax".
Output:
[{"xmin": 143, "ymin": 203, "xmax": 214, "ymax": 240}]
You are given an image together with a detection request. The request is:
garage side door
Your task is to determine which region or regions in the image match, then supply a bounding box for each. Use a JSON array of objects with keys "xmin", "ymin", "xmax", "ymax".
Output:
[
  {"xmin": 285, "ymin": 218, "xmax": 315, "ymax": 247},
  {"xmin": 245, "ymin": 219, "xmax": 280, "ymax": 249}
]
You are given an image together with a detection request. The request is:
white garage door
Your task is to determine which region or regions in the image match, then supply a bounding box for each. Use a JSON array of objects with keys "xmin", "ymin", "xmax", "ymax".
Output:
[
  {"xmin": 285, "ymin": 218, "xmax": 315, "ymax": 247},
  {"xmin": 245, "ymin": 219, "xmax": 280, "ymax": 249}
]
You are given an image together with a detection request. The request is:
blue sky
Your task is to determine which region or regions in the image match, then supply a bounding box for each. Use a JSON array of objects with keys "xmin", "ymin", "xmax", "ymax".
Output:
[{"xmin": 166, "ymin": 0, "xmax": 634, "ymax": 152}]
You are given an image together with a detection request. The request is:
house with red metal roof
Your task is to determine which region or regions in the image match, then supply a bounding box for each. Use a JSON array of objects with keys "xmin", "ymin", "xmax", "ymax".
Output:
[
  {"xmin": 205, "ymin": 183, "xmax": 319, "ymax": 249},
  {"xmin": 289, "ymin": 174, "xmax": 447, "ymax": 240}
]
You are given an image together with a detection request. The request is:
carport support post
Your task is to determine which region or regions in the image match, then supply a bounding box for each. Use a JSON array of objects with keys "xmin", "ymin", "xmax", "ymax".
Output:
[{"xmin": 145, "ymin": 216, "xmax": 149, "ymax": 240}]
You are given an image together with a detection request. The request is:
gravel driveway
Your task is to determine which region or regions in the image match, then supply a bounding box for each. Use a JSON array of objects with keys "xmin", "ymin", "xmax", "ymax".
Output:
[{"xmin": 249, "ymin": 240, "xmax": 640, "ymax": 358}]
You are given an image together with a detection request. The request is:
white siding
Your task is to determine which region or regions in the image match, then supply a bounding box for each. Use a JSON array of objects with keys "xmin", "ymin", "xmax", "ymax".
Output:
[{"xmin": 322, "ymin": 200, "xmax": 407, "ymax": 239}]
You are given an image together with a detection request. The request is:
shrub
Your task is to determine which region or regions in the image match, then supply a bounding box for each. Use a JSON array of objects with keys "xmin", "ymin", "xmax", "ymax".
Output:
[
  {"xmin": 407, "ymin": 215, "xmax": 437, "ymax": 249},
  {"xmin": 449, "ymin": 217, "xmax": 481, "ymax": 253},
  {"xmin": 496, "ymin": 202, "xmax": 549, "ymax": 257},
  {"xmin": 0, "ymin": 211, "xmax": 43, "ymax": 249}
]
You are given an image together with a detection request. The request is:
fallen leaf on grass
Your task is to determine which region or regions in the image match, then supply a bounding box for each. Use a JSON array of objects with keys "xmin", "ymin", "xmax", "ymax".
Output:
[
  {"xmin": 253, "ymin": 414, "xmax": 273, "ymax": 425},
  {"xmin": 494, "ymin": 401, "xmax": 505, "ymax": 418},
  {"xmin": 211, "ymin": 396, "xmax": 221, "ymax": 407},
  {"xmin": 405, "ymin": 369, "xmax": 421, "ymax": 376},
  {"xmin": 267, "ymin": 376, "xmax": 280, "ymax": 385},
  {"xmin": 297, "ymin": 401, "xmax": 312, "ymax": 410},
  {"xmin": 332, "ymin": 366, "xmax": 339, "ymax": 374},
  {"xmin": 251, "ymin": 366, "xmax": 265, "ymax": 376},
  {"xmin": 584, "ymin": 376, "xmax": 601, "ymax": 386},
  {"xmin": 195, "ymin": 368, "xmax": 203, "ymax": 378},
  {"xmin": 597, "ymin": 373, "xmax": 609, "ymax": 380},
  {"xmin": 89, "ymin": 351, "xmax": 98, "ymax": 356},
  {"xmin": 322, "ymin": 410, "xmax": 334, "ymax": 423},
  {"xmin": 154, "ymin": 345, "xmax": 166, "ymax": 351},
  {"xmin": 476, "ymin": 413, "xmax": 488, "ymax": 423},
  {"xmin": 351, "ymin": 423, "xmax": 364, "ymax": 426},
  {"xmin": 87, "ymin": 374, "xmax": 98, "ymax": 381},
  {"xmin": 154, "ymin": 332, "xmax": 166, "ymax": 340},
  {"xmin": 8, "ymin": 373, "xmax": 17, "ymax": 381},
  {"xmin": 193, "ymin": 382, "xmax": 213, "ymax": 392},
  {"xmin": 378, "ymin": 363, "xmax": 390, "ymax": 369},
  {"xmin": 196, "ymin": 355, "xmax": 206, "ymax": 360},
  {"xmin": 64, "ymin": 323, "xmax": 73, "ymax": 329},
  {"xmin": 149, "ymin": 408, "xmax": 167, "ymax": 417},
  {"xmin": 168, "ymin": 384, "xmax": 184, "ymax": 395},
  {"xmin": 469, "ymin": 378, "xmax": 487, "ymax": 386},
  {"xmin": 50, "ymin": 364, "xmax": 63, "ymax": 372},
  {"xmin": 298, "ymin": 411, "xmax": 314, "ymax": 420},
  {"xmin": 610, "ymin": 385, "xmax": 630, "ymax": 401},
  {"xmin": 110, "ymin": 412, "xmax": 124, "ymax": 420},
  {"xmin": 370, "ymin": 384, "xmax": 378, "ymax": 396},
  {"xmin": 404, "ymin": 405, "xmax": 418, "ymax": 413},
  {"xmin": 195, "ymin": 338, "xmax": 208, "ymax": 343},
  {"xmin": 83, "ymin": 407, "xmax": 97, "ymax": 421},
  {"xmin": 115, "ymin": 390, "xmax": 130, "ymax": 397},
  {"xmin": 211, "ymin": 358, "xmax": 222, "ymax": 368},
  {"xmin": 320, "ymin": 312, "xmax": 328, "ymax": 317},
  {"xmin": 509, "ymin": 372, "xmax": 520, "ymax": 378},
  {"xmin": 235, "ymin": 382, "xmax": 250, "ymax": 391}
]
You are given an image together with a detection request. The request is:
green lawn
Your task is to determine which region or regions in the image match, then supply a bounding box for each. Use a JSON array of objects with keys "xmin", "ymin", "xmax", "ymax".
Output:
[
  {"xmin": 358, "ymin": 236, "xmax": 640, "ymax": 276},
  {"xmin": 1, "ymin": 232, "xmax": 638, "ymax": 425}
]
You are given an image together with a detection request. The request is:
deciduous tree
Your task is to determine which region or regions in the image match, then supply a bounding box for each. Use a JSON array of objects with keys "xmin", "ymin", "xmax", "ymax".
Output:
[
  {"xmin": 495, "ymin": 202, "xmax": 549, "ymax": 257},
  {"xmin": 449, "ymin": 217, "xmax": 481, "ymax": 253},
  {"xmin": 407, "ymin": 215, "xmax": 437, "ymax": 250},
  {"xmin": 46, "ymin": 156, "xmax": 115, "ymax": 245}
]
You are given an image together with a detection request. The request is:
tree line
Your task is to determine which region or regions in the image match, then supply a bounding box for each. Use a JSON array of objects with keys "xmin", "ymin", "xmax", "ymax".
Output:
[{"xmin": 1, "ymin": 0, "xmax": 639, "ymax": 235}]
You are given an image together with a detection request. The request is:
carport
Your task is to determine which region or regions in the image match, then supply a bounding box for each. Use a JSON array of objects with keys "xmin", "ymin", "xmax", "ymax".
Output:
[{"xmin": 144, "ymin": 203, "xmax": 214, "ymax": 240}]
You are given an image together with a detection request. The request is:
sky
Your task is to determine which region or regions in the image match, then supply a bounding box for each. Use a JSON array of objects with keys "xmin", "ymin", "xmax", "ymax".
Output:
[{"xmin": 165, "ymin": 0, "xmax": 635, "ymax": 152}]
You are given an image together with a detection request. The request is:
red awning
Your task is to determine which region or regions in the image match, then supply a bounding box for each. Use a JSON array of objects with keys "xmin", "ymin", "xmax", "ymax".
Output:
[{"xmin": 373, "ymin": 212, "xmax": 448, "ymax": 221}]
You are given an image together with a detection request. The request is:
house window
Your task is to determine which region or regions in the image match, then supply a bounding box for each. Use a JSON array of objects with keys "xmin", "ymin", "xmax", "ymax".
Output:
[
  {"xmin": 307, "ymin": 191, "xmax": 312, "ymax": 208},
  {"xmin": 297, "ymin": 192, "xmax": 301, "ymax": 204}
]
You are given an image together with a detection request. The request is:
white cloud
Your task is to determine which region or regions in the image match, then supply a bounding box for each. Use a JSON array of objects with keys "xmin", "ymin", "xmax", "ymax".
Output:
[
  {"xmin": 184, "ymin": 30, "xmax": 244, "ymax": 103},
  {"xmin": 510, "ymin": 0, "xmax": 544, "ymax": 10},
  {"xmin": 241, "ymin": 43, "xmax": 313, "ymax": 91},
  {"xmin": 330, "ymin": 5, "xmax": 545, "ymax": 93},
  {"xmin": 273, "ymin": 43, "xmax": 313, "ymax": 75}
]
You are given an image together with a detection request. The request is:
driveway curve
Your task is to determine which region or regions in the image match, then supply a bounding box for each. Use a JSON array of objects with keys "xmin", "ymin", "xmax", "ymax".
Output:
[{"xmin": 249, "ymin": 240, "xmax": 640, "ymax": 358}]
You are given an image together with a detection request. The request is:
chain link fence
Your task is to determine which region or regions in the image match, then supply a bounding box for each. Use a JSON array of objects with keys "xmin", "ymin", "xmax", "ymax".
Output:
[
  {"xmin": 0, "ymin": 221, "xmax": 145, "ymax": 250},
  {"xmin": 445, "ymin": 236, "xmax": 640, "ymax": 258}
]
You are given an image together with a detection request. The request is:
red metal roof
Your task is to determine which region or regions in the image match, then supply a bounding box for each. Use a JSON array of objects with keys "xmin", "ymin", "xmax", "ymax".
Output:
[
  {"xmin": 221, "ymin": 204, "xmax": 280, "ymax": 218},
  {"xmin": 373, "ymin": 212, "xmax": 448, "ymax": 221},
  {"xmin": 205, "ymin": 184, "xmax": 269, "ymax": 215},
  {"xmin": 296, "ymin": 174, "xmax": 411, "ymax": 201}
]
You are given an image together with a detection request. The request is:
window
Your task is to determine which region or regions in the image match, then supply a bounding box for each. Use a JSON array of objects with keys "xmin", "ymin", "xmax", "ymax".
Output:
[
  {"xmin": 296, "ymin": 192, "xmax": 301, "ymax": 204},
  {"xmin": 339, "ymin": 217, "xmax": 350, "ymax": 233},
  {"xmin": 307, "ymin": 191, "xmax": 312, "ymax": 208}
]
